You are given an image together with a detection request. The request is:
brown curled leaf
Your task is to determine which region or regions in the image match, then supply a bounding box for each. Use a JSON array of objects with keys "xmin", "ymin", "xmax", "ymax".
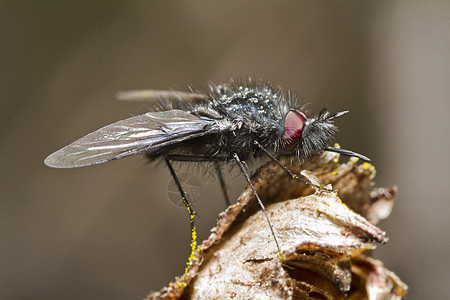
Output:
[{"xmin": 147, "ymin": 152, "xmax": 407, "ymax": 299}]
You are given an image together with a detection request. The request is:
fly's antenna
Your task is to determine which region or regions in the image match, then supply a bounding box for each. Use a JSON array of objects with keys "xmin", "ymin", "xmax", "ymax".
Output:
[
  {"xmin": 326, "ymin": 110, "xmax": 348, "ymax": 120},
  {"xmin": 317, "ymin": 109, "xmax": 370, "ymax": 161}
]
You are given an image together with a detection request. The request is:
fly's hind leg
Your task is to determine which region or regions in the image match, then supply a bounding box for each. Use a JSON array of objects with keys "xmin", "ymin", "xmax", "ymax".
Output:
[
  {"xmin": 164, "ymin": 158, "xmax": 197, "ymax": 285},
  {"xmin": 166, "ymin": 154, "xmax": 231, "ymax": 207}
]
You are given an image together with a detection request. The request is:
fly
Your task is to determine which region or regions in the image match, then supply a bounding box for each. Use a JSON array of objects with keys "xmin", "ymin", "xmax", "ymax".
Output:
[{"xmin": 44, "ymin": 79, "xmax": 370, "ymax": 281}]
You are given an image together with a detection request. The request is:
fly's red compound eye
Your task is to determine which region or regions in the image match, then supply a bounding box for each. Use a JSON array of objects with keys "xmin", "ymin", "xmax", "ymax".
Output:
[{"xmin": 281, "ymin": 110, "xmax": 306, "ymax": 151}]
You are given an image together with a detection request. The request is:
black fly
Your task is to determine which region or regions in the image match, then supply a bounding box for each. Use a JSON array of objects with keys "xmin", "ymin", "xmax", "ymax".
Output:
[{"xmin": 45, "ymin": 79, "xmax": 370, "ymax": 280}]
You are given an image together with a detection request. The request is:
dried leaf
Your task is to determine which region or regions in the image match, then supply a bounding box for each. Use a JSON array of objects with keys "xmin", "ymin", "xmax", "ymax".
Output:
[{"xmin": 148, "ymin": 152, "xmax": 407, "ymax": 299}]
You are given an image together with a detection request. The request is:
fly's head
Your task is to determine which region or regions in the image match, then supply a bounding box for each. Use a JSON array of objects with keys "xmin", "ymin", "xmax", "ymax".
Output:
[{"xmin": 280, "ymin": 108, "xmax": 348, "ymax": 160}]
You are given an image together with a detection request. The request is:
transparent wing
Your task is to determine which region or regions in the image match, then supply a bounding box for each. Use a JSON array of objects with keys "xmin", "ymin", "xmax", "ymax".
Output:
[
  {"xmin": 116, "ymin": 89, "xmax": 208, "ymax": 109},
  {"xmin": 44, "ymin": 110, "xmax": 219, "ymax": 168}
]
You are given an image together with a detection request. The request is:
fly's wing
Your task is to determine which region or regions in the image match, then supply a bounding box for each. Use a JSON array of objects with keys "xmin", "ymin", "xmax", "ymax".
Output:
[
  {"xmin": 116, "ymin": 89, "xmax": 209, "ymax": 110},
  {"xmin": 44, "ymin": 110, "xmax": 219, "ymax": 168}
]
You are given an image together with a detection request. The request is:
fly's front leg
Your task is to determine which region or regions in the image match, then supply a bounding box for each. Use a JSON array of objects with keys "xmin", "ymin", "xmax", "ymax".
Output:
[{"xmin": 254, "ymin": 141, "xmax": 337, "ymax": 193}]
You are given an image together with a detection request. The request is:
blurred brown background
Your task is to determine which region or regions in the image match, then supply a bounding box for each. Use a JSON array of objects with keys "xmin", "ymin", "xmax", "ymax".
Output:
[{"xmin": 1, "ymin": 1, "xmax": 449, "ymax": 299}]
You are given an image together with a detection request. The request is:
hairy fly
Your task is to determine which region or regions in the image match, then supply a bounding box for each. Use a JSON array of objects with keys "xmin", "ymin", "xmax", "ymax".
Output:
[{"xmin": 45, "ymin": 79, "xmax": 370, "ymax": 280}]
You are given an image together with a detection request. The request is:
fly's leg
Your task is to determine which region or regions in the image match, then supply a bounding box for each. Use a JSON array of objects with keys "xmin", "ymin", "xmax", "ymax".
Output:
[
  {"xmin": 166, "ymin": 154, "xmax": 231, "ymax": 207},
  {"xmin": 233, "ymin": 153, "xmax": 283, "ymax": 259},
  {"xmin": 254, "ymin": 141, "xmax": 337, "ymax": 193},
  {"xmin": 166, "ymin": 154, "xmax": 228, "ymax": 162},
  {"xmin": 164, "ymin": 158, "xmax": 197, "ymax": 284},
  {"xmin": 214, "ymin": 161, "xmax": 231, "ymax": 207}
]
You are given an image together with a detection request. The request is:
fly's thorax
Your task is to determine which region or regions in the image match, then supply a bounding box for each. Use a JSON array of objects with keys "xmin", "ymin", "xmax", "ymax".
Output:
[{"xmin": 207, "ymin": 80, "xmax": 292, "ymax": 123}]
